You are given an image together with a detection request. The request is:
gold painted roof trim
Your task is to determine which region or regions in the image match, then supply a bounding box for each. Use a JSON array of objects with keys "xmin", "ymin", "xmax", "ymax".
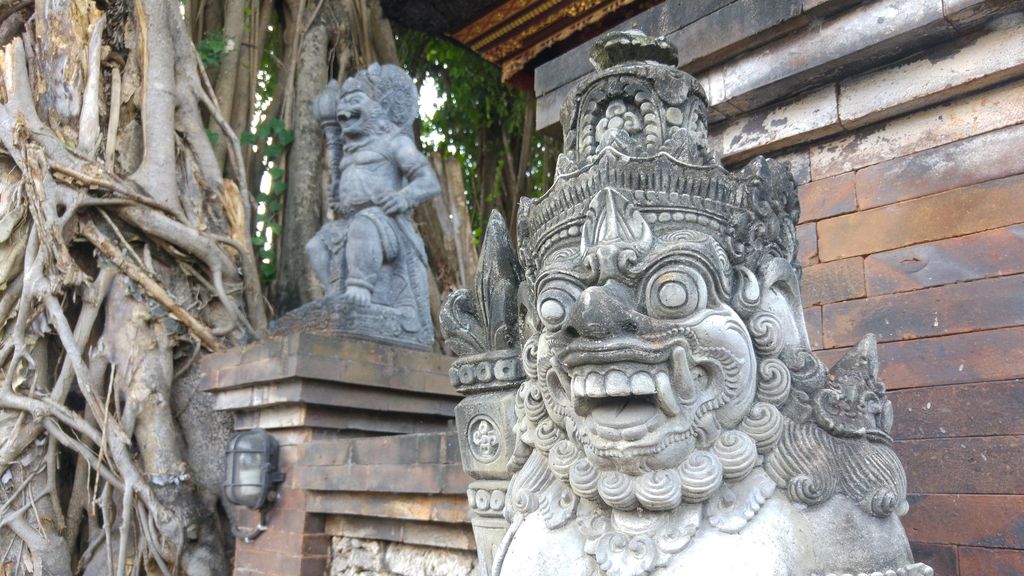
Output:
[{"xmin": 451, "ymin": 0, "xmax": 639, "ymax": 81}]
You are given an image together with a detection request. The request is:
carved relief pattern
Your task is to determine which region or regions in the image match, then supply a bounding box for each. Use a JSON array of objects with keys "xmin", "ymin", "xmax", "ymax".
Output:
[
  {"xmin": 469, "ymin": 416, "xmax": 502, "ymax": 464},
  {"xmin": 443, "ymin": 31, "xmax": 929, "ymax": 576}
]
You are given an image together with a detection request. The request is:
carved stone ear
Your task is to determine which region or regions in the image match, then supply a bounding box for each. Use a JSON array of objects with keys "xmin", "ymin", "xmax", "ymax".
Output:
[
  {"xmin": 753, "ymin": 257, "xmax": 810, "ymax": 352},
  {"xmin": 730, "ymin": 266, "xmax": 761, "ymax": 318}
]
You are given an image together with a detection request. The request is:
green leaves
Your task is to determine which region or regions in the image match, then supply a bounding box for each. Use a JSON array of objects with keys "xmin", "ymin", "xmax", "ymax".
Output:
[
  {"xmin": 197, "ymin": 31, "xmax": 229, "ymax": 69},
  {"xmin": 247, "ymin": 117, "xmax": 294, "ymax": 284},
  {"xmin": 396, "ymin": 27, "xmax": 555, "ymax": 241}
]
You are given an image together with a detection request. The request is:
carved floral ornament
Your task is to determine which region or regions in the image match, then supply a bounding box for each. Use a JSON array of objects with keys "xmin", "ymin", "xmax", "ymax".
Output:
[{"xmin": 442, "ymin": 32, "xmax": 931, "ymax": 576}]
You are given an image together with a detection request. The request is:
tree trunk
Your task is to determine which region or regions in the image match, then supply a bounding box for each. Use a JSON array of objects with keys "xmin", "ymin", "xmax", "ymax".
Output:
[
  {"xmin": 0, "ymin": 1, "xmax": 265, "ymax": 574},
  {"xmin": 276, "ymin": 22, "xmax": 328, "ymax": 311}
]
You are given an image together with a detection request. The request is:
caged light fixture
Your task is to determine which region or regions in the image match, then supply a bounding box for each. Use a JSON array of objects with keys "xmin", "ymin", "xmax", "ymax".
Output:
[{"xmin": 222, "ymin": 428, "xmax": 285, "ymax": 541}]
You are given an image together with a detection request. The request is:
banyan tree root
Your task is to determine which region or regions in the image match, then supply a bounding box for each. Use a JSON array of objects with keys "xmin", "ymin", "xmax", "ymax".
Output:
[{"xmin": 0, "ymin": 0, "xmax": 266, "ymax": 574}]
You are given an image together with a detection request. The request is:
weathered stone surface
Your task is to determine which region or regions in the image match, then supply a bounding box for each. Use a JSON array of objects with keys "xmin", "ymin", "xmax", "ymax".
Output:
[
  {"xmin": 307, "ymin": 493, "xmax": 469, "ymax": 523},
  {"xmin": 769, "ymin": 148, "xmax": 811, "ymax": 185},
  {"xmin": 536, "ymin": 81, "xmax": 574, "ymax": 137},
  {"xmin": 804, "ymin": 305, "xmax": 823, "ymax": 350},
  {"xmin": 855, "ymin": 122, "xmax": 1024, "ymax": 210},
  {"xmin": 810, "ymin": 78, "xmax": 1024, "ymax": 179},
  {"xmin": 232, "ymin": 405, "xmax": 452, "ymax": 435},
  {"xmin": 798, "ymin": 171, "xmax": 857, "ymax": 223},
  {"xmin": 201, "ymin": 334, "xmax": 457, "ymax": 436},
  {"xmin": 300, "ymin": 463, "xmax": 470, "ymax": 494},
  {"xmin": 817, "ymin": 174, "xmax": 1024, "ymax": 261},
  {"xmin": 329, "ymin": 537, "xmax": 477, "ymax": 576},
  {"xmin": 844, "ymin": 326, "xmax": 1024, "ymax": 390},
  {"xmin": 943, "ymin": 0, "xmax": 1024, "ymax": 29},
  {"xmin": 903, "ymin": 494, "xmax": 1024, "ymax": 548},
  {"xmin": 800, "ymin": 256, "xmax": 865, "ymax": 306},
  {"xmin": 958, "ymin": 546, "xmax": 1024, "ymax": 574},
  {"xmin": 796, "ymin": 222, "xmax": 818, "ymax": 266},
  {"xmin": 896, "ymin": 436, "xmax": 1024, "ymax": 494},
  {"xmin": 889, "ymin": 380, "xmax": 1024, "ymax": 440},
  {"xmin": 697, "ymin": 67, "xmax": 743, "ymax": 122},
  {"xmin": 274, "ymin": 64, "xmax": 440, "ymax": 349},
  {"xmin": 201, "ymin": 333, "xmax": 453, "ymax": 395},
  {"xmin": 838, "ymin": 15, "xmax": 1024, "ymax": 129},
  {"xmin": 713, "ymin": 85, "xmax": 841, "ymax": 162},
  {"xmin": 823, "ymin": 274, "xmax": 1024, "ymax": 347},
  {"xmin": 668, "ymin": 0, "xmax": 803, "ymax": 72},
  {"xmin": 533, "ymin": 0, "xmax": 730, "ymax": 97},
  {"xmin": 449, "ymin": 31, "xmax": 928, "ymax": 576},
  {"xmin": 326, "ymin": 516, "xmax": 476, "ymax": 550},
  {"xmin": 864, "ymin": 224, "xmax": 1024, "ymax": 296},
  {"xmin": 908, "ymin": 543, "xmax": 958, "ymax": 576},
  {"xmin": 721, "ymin": 0, "xmax": 953, "ymax": 111}
]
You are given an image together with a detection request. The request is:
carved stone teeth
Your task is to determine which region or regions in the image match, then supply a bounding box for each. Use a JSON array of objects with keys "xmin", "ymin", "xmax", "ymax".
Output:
[
  {"xmin": 606, "ymin": 370, "xmax": 630, "ymax": 396},
  {"xmin": 630, "ymin": 371, "xmax": 656, "ymax": 395},
  {"xmin": 621, "ymin": 423, "xmax": 648, "ymax": 441},
  {"xmin": 655, "ymin": 371, "xmax": 680, "ymax": 417},
  {"xmin": 586, "ymin": 372, "xmax": 603, "ymax": 397},
  {"xmin": 670, "ymin": 345, "xmax": 698, "ymax": 405},
  {"xmin": 592, "ymin": 423, "xmax": 623, "ymax": 440},
  {"xmin": 572, "ymin": 375, "xmax": 586, "ymax": 401}
]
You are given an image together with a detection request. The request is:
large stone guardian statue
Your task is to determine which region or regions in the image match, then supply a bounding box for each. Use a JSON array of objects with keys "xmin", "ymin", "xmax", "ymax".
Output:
[
  {"xmin": 274, "ymin": 64, "xmax": 439, "ymax": 349},
  {"xmin": 442, "ymin": 32, "xmax": 932, "ymax": 576}
]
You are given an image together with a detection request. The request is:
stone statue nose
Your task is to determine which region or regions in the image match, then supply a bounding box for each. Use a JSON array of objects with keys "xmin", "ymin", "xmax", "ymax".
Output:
[{"xmin": 565, "ymin": 283, "xmax": 636, "ymax": 340}]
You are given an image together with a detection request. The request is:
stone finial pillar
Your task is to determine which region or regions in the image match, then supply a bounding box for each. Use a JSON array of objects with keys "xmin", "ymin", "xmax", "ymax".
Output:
[
  {"xmin": 452, "ymin": 349, "xmax": 522, "ymax": 573},
  {"xmin": 440, "ymin": 212, "xmax": 525, "ymax": 575}
]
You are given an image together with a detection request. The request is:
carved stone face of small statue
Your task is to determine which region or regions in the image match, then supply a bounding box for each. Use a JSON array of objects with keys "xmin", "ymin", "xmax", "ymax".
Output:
[{"xmin": 336, "ymin": 88, "xmax": 372, "ymax": 137}]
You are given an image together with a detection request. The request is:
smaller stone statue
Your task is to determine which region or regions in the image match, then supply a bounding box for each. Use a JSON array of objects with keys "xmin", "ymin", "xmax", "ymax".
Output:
[{"xmin": 272, "ymin": 64, "xmax": 439, "ymax": 349}]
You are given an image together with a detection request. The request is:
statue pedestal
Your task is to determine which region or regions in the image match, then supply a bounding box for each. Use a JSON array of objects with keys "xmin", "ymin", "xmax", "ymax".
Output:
[{"xmin": 201, "ymin": 334, "xmax": 461, "ymax": 576}]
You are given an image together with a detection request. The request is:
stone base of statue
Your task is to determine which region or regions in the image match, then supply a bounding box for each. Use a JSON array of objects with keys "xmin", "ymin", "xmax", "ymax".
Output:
[{"xmin": 270, "ymin": 293, "xmax": 433, "ymax": 351}]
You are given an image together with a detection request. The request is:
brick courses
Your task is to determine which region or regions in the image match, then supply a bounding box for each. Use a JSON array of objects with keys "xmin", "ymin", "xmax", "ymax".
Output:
[
  {"xmin": 784, "ymin": 52, "xmax": 1024, "ymax": 573},
  {"xmin": 542, "ymin": 2, "xmax": 1024, "ymax": 570}
]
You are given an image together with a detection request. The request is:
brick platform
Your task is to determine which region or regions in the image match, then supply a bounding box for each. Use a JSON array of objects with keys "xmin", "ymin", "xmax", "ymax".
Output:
[{"xmin": 201, "ymin": 335, "xmax": 464, "ymax": 576}]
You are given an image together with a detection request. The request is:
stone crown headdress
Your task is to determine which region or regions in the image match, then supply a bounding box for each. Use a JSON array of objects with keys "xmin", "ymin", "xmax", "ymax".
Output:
[{"xmin": 517, "ymin": 31, "xmax": 800, "ymax": 277}]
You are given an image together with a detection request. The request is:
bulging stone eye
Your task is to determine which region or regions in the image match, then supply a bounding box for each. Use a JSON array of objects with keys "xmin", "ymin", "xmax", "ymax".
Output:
[
  {"xmin": 537, "ymin": 281, "xmax": 581, "ymax": 330},
  {"xmin": 658, "ymin": 280, "xmax": 688, "ymax": 308},
  {"xmin": 539, "ymin": 299, "xmax": 565, "ymax": 325},
  {"xmin": 646, "ymin": 267, "xmax": 706, "ymax": 319}
]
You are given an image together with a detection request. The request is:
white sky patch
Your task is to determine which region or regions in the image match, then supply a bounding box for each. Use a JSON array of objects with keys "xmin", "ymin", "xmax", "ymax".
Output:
[{"xmin": 419, "ymin": 77, "xmax": 446, "ymax": 148}]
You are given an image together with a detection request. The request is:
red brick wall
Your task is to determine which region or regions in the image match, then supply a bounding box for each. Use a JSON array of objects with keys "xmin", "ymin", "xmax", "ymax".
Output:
[
  {"xmin": 232, "ymin": 429, "xmax": 330, "ymax": 576},
  {"xmin": 792, "ymin": 85, "xmax": 1024, "ymax": 575}
]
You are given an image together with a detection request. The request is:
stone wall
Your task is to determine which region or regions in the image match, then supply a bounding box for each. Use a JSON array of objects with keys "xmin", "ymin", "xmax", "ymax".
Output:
[
  {"xmin": 532, "ymin": 1, "xmax": 1024, "ymax": 573},
  {"xmin": 329, "ymin": 537, "xmax": 477, "ymax": 576}
]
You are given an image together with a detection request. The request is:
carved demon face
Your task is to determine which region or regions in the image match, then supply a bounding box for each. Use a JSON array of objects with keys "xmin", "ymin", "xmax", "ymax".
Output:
[
  {"xmin": 336, "ymin": 89, "xmax": 373, "ymax": 136},
  {"xmin": 529, "ymin": 190, "xmax": 757, "ymax": 482}
]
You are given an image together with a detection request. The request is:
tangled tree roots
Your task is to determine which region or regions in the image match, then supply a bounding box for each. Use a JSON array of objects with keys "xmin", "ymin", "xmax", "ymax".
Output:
[{"xmin": 0, "ymin": 1, "xmax": 267, "ymax": 574}]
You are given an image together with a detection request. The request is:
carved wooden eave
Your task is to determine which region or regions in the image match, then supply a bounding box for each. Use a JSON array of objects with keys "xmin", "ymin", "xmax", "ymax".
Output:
[{"xmin": 449, "ymin": 0, "xmax": 648, "ymax": 83}]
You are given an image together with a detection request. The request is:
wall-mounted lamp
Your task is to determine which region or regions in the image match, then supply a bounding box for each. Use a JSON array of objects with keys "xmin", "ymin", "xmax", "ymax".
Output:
[{"xmin": 223, "ymin": 428, "xmax": 285, "ymax": 541}]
